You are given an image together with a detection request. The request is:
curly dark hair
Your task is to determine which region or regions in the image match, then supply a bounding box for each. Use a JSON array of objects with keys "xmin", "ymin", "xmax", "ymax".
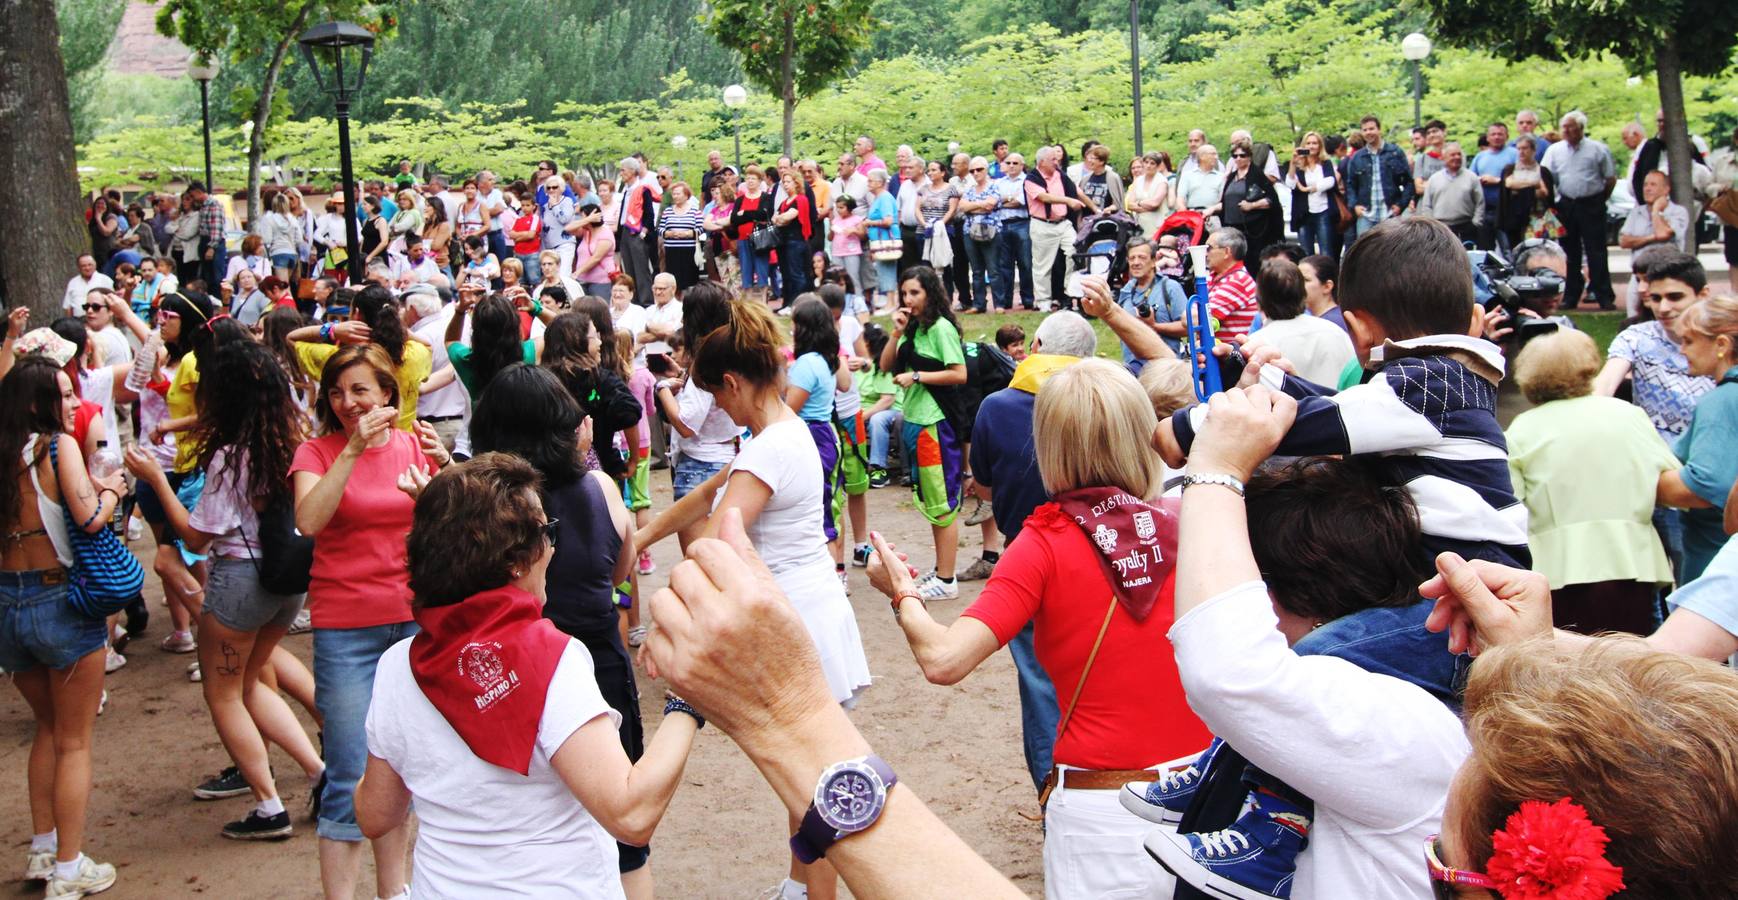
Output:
[
  {"xmin": 406, "ymin": 452, "xmax": 547, "ymax": 609},
  {"xmin": 898, "ymin": 264, "xmax": 957, "ymax": 334},
  {"xmin": 467, "ymin": 294, "xmax": 526, "ymax": 395},
  {"xmin": 191, "ymin": 341, "xmax": 306, "ymax": 506}
]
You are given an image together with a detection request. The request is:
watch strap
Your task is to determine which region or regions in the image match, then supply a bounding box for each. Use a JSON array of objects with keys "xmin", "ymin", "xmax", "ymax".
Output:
[{"xmin": 789, "ymin": 755, "xmax": 897, "ymax": 864}]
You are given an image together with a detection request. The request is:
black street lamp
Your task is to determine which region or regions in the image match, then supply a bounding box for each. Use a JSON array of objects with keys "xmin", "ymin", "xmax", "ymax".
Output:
[
  {"xmin": 297, "ymin": 21, "xmax": 375, "ymax": 286},
  {"xmin": 187, "ymin": 57, "xmax": 219, "ymax": 192}
]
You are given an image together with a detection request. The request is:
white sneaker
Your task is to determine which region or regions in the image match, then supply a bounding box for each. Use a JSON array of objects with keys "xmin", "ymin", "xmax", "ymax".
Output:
[
  {"xmin": 915, "ymin": 574, "xmax": 959, "ymax": 601},
  {"xmin": 104, "ymin": 649, "xmax": 127, "ymax": 674},
  {"xmin": 287, "ymin": 609, "xmax": 312, "ymax": 635},
  {"xmin": 187, "ymin": 661, "xmax": 202, "ymax": 683},
  {"xmin": 24, "ymin": 849, "xmax": 54, "ymax": 881},
  {"xmin": 97, "ymin": 690, "xmax": 108, "ymax": 716},
  {"xmin": 125, "ymin": 516, "xmax": 144, "ymax": 543},
  {"xmin": 626, "ymin": 625, "xmax": 648, "ymax": 648},
  {"xmin": 44, "ymin": 855, "xmax": 116, "ymax": 898}
]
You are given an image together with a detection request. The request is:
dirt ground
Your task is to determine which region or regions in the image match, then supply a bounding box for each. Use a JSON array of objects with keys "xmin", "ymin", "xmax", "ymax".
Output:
[{"xmin": 1, "ymin": 474, "xmax": 1045, "ymax": 899}]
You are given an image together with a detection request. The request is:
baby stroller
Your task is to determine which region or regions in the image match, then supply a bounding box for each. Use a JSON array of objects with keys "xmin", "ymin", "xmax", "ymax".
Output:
[
  {"xmin": 1155, "ymin": 210, "xmax": 1206, "ymax": 281},
  {"xmin": 1071, "ymin": 210, "xmax": 1144, "ymax": 291}
]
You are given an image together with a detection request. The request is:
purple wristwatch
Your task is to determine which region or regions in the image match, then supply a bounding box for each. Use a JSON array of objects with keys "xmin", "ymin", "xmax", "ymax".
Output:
[{"xmin": 790, "ymin": 754, "xmax": 898, "ymax": 864}]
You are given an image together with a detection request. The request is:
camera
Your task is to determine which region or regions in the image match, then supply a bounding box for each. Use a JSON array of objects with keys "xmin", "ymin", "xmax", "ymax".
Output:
[
  {"xmin": 1471, "ymin": 249, "xmax": 1567, "ymax": 346},
  {"xmin": 1135, "ymin": 301, "xmax": 1152, "ymax": 319}
]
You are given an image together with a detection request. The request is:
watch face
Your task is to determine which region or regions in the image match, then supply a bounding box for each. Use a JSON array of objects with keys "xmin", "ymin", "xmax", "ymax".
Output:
[{"xmin": 816, "ymin": 763, "xmax": 886, "ymax": 833}]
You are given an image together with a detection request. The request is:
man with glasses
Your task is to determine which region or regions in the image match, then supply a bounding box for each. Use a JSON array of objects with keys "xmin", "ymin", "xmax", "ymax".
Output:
[
  {"xmin": 1204, "ymin": 227, "xmax": 1259, "ymax": 340},
  {"xmin": 993, "ymin": 153, "xmax": 1036, "ymax": 310},
  {"xmin": 63, "ymin": 252, "xmax": 114, "ymax": 315}
]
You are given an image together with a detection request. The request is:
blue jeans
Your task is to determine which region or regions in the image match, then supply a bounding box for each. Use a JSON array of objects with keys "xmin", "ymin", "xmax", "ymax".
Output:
[
  {"xmin": 205, "ymin": 243, "xmax": 228, "ymax": 291},
  {"xmin": 867, "ymin": 408, "xmax": 903, "ymax": 468},
  {"xmin": 672, "ymin": 454, "xmax": 726, "ymax": 501},
  {"xmin": 994, "ymin": 219, "xmax": 1033, "ymax": 310},
  {"xmin": 314, "ymin": 620, "xmax": 419, "ymax": 841},
  {"xmin": 1292, "ymin": 598, "xmax": 1466, "ymax": 706},
  {"xmin": 1653, "ymin": 506, "xmax": 1685, "ymax": 583},
  {"xmin": 737, "ymin": 241, "xmax": 771, "ymax": 289},
  {"xmin": 518, "ymin": 253, "xmax": 544, "ymax": 287},
  {"xmin": 1353, "ymin": 212, "xmax": 1388, "ymax": 240},
  {"xmin": 1009, "ymin": 622, "xmax": 1059, "ymax": 794},
  {"xmin": 0, "ymin": 570, "xmax": 107, "ymax": 672},
  {"xmin": 964, "ymin": 237, "xmax": 998, "ymax": 311},
  {"xmin": 1296, "ymin": 208, "xmax": 1333, "ymax": 256}
]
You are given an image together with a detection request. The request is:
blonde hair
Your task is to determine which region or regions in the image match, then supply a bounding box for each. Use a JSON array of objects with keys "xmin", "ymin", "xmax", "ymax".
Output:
[
  {"xmin": 1033, "ymin": 358, "xmax": 1164, "ymax": 499},
  {"xmin": 1512, "ymin": 328, "xmax": 1600, "ymax": 404},
  {"xmin": 1138, "ymin": 359, "xmax": 1197, "ymax": 419},
  {"xmin": 1680, "ymin": 295, "xmax": 1738, "ymax": 341},
  {"xmin": 500, "ymin": 257, "xmax": 524, "ymax": 280},
  {"xmin": 1456, "ymin": 636, "xmax": 1738, "ymax": 898}
]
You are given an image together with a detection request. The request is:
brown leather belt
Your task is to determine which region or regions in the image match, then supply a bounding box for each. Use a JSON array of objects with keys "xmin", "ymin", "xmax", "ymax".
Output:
[{"xmin": 1038, "ymin": 766, "xmax": 1158, "ymax": 812}]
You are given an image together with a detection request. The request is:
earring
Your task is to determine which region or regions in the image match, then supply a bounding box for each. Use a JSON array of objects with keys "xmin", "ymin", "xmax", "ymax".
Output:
[{"xmin": 511, "ymin": 569, "xmax": 523, "ymax": 579}]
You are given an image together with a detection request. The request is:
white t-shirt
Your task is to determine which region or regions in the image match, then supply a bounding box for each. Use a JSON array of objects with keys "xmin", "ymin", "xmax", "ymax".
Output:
[
  {"xmin": 1243, "ymin": 315, "xmax": 1356, "ymax": 387},
  {"xmin": 834, "ymin": 315, "xmax": 864, "ymax": 419},
  {"xmin": 91, "ymin": 327, "xmax": 131, "ymax": 368},
  {"xmin": 78, "ymin": 365, "xmax": 119, "ymax": 452},
  {"xmin": 366, "ymin": 639, "xmax": 625, "ymax": 900},
  {"xmin": 63, "ymin": 272, "xmax": 114, "ymax": 314},
  {"xmin": 481, "ymin": 188, "xmax": 508, "ymax": 232},
  {"xmin": 611, "ymin": 302, "xmax": 647, "ymax": 340},
  {"xmin": 1169, "ymin": 582, "xmax": 1468, "ymax": 900},
  {"xmin": 410, "ymin": 307, "xmax": 471, "ymax": 423},
  {"xmin": 673, "ymin": 379, "xmax": 740, "ymax": 464}
]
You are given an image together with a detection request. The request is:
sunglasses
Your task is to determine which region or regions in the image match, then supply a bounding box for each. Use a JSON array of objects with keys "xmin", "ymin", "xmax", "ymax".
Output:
[
  {"xmin": 1425, "ymin": 835, "xmax": 1497, "ymax": 899},
  {"xmin": 541, "ymin": 517, "xmax": 561, "ymax": 547},
  {"xmin": 1231, "ymin": 153, "xmax": 1250, "ymax": 159},
  {"xmin": 156, "ymin": 310, "xmax": 181, "ymax": 321},
  {"xmin": 970, "ymin": 167, "xmax": 986, "ymax": 173},
  {"xmin": 83, "ymin": 303, "xmax": 109, "ymax": 312}
]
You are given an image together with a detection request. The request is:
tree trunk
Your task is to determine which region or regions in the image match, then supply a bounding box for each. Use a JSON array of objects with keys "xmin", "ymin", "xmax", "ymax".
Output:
[
  {"xmin": 246, "ymin": 0, "xmax": 318, "ymax": 224},
  {"xmin": 780, "ymin": 7, "xmax": 796, "ymax": 158},
  {"xmin": 0, "ymin": 0, "xmax": 89, "ymax": 321},
  {"xmin": 1654, "ymin": 35, "xmax": 1697, "ymax": 253}
]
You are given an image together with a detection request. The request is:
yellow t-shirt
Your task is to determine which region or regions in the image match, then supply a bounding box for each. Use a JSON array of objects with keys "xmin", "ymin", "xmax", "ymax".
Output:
[
  {"xmin": 293, "ymin": 339, "xmax": 433, "ymax": 431},
  {"xmin": 168, "ymin": 353, "xmax": 201, "ymax": 473}
]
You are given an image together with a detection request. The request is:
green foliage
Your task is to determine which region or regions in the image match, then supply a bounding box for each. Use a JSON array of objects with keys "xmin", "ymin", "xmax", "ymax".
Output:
[
  {"xmin": 705, "ymin": 0, "xmax": 875, "ymax": 152},
  {"xmin": 1419, "ymin": 0, "xmax": 1738, "ymax": 78},
  {"xmin": 57, "ymin": 0, "xmax": 127, "ymax": 142},
  {"xmin": 79, "ymin": 71, "xmax": 201, "ymax": 139}
]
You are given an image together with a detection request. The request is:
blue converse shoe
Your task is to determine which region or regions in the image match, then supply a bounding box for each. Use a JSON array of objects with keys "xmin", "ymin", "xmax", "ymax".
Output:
[
  {"xmin": 1119, "ymin": 739, "xmax": 1222, "ymax": 824},
  {"xmin": 1143, "ymin": 793, "xmax": 1310, "ymax": 900}
]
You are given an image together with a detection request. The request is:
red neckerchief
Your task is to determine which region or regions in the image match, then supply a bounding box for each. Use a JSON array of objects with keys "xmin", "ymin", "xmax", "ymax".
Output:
[
  {"xmin": 409, "ymin": 585, "xmax": 569, "ymax": 775},
  {"xmin": 1051, "ymin": 487, "xmax": 1178, "ymax": 621}
]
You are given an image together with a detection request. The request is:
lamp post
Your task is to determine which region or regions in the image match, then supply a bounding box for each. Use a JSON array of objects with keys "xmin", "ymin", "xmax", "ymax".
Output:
[
  {"xmin": 723, "ymin": 84, "xmax": 747, "ymax": 171},
  {"xmin": 298, "ymin": 22, "xmax": 375, "ymax": 286},
  {"xmin": 671, "ymin": 134, "xmax": 688, "ymax": 180},
  {"xmin": 1130, "ymin": 0, "xmax": 1144, "ymax": 156},
  {"xmin": 1401, "ymin": 33, "xmax": 1432, "ymax": 131},
  {"xmin": 187, "ymin": 57, "xmax": 219, "ymax": 192}
]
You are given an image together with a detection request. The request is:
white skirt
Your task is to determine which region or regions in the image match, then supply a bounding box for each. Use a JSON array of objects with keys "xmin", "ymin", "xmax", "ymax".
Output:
[
  {"xmin": 773, "ymin": 559, "xmax": 872, "ymax": 705},
  {"xmin": 1043, "ymin": 770, "xmax": 1177, "ymax": 900}
]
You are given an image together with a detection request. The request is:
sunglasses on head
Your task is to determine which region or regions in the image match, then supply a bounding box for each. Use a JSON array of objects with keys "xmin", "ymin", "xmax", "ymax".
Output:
[{"xmin": 1425, "ymin": 835, "xmax": 1497, "ymax": 899}]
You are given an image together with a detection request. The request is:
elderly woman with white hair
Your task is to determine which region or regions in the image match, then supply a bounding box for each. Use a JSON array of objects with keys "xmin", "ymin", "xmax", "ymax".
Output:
[
  {"xmin": 957, "ymin": 156, "xmax": 1002, "ymax": 313},
  {"xmin": 869, "ymin": 357, "xmax": 1210, "ymax": 900},
  {"xmin": 862, "ymin": 168, "xmax": 901, "ymax": 312}
]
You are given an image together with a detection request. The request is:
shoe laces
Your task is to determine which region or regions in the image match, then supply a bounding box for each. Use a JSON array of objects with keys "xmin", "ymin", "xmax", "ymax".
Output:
[
  {"xmin": 1156, "ymin": 764, "xmax": 1199, "ymax": 793},
  {"xmin": 1196, "ymin": 826, "xmax": 1252, "ymax": 859},
  {"xmin": 916, "ymin": 576, "xmax": 954, "ymax": 600}
]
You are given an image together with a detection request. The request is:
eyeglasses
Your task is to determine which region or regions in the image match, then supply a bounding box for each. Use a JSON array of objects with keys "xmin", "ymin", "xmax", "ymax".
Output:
[
  {"xmin": 1231, "ymin": 152, "xmax": 1250, "ymax": 159},
  {"xmin": 970, "ymin": 167, "xmax": 986, "ymax": 173},
  {"xmin": 156, "ymin": 310, "xmax": 180, "ymax": 321},
  {"xmin": 1424, "ymin": 835, "xmax": 1497, "ymax": 899},
  {"xmin": 540, "ymin": 518, "xmax": 561, "ymax": 548}
]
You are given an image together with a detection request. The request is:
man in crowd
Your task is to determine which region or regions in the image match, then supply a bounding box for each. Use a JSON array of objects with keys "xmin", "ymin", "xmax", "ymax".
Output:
[
  {"xmin": 188, "ymin": 180, "xmax": 228, "ymax": 289},
  {"xmin": 987, "ymin": 139, "xmax": 1010, "ymax": 179},
  {"xmin": 478, "ymin": 169, "xmax": 512, "ymax": 265},
  {"xmin": 394, "ymin": 234, "xmax": 441, "ymax": 287},
  {"xmin": 855, "ymin": 135, "xmax": 887, "ymax": 178},
  {"xmin": 366, "ymin": 179, "xmax": 398, "ymax": 220},
  {"xmin": 147, "ymin": 194, "xmax": 177, "ymax": 256},
  {"xmin": 701, "ymin": 150, "xmax": 728, "ymax": 198},
  {"xmin": 1179, "ymin": 129, "xmax": 1209, "ymax": 176},
  {"xmin": 1516, "ymin": 108, "xmax": 1551, "ymax": 156},
  {"xmin": 994, "ymin": 153, "xmax": 1035, "ymax": 310},
  {"xmin": 63, "ymin": 253, "xmax": 114, "ymax": 315},
  {"xmin": 1412, "ymin": 119, "xmax": 1447, "ymax": 198},
  {"xmin": 1619, "ymin": 170, "xmax": 1691, "ymax": 255},
  {"xmin": 1540, "ymin": 110, "xmax": 1617, "ymax": 309},
  {"xmin": 1113, "ymin": 238, "xmax": 1188, "ymax": 371},
  {"xmin": 1470, "ymin": 122, "xmax": 1517, "ymax": 250},
  {"xmin": 615, "ymin": 157, "xmax": 658, "ymax": 305},
  {"xmin": 832, "ymin": 153, "xmax": 869, "ymax": 210},
  {"xmin": 1420, "ymin": 142, "xmax": 1485, "ymax": 244},
  {"xmin": 1025, "ymin": 146, "xmax": 1082, "ymax": 312},
  {"xmin": 1204, "ymin": 227, "xmax": 1259, "ymax": 340},
  {"xmin": 896, "ymin": 157, "xmax": 926, "ymax": 274},
  {"xmin": 405, "ymin": 283, "xmax": 469, "ymax": 453},
  {"xmin": 1346, "ymin": 116, "xmax": 1414, "ymax": 238},
  {"xmin": 641, "ymin": 272, "xmax": 683, "ymax": 467}
]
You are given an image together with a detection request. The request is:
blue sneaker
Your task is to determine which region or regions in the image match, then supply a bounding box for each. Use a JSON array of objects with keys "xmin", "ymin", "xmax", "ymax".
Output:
[
  {"xmin": 1143, "ymin": 793, "xmax": 1310, "ymax": 900},
  {"xmin": 1119, "ymin": 739, "xmax": 1222, "ymax": 824}
]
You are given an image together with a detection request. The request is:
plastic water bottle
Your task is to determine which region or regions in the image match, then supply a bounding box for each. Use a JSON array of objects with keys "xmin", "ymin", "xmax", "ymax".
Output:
[{"xmin": 89, "ymin": 440, "xmax": 122, "ymax": 481}]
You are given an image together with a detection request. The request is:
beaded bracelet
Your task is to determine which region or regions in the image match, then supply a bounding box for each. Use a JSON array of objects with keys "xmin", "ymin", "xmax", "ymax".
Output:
[{"xmin": 664, "ymin": 694, "xmax": 705, "ymax": 730}]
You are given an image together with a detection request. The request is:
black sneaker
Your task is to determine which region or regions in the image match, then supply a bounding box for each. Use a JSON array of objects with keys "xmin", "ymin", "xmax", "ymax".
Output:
[
  {"xmin": 221, "ymin": 810, "xmax": 292, "ymax": 841},
  {"xmin": 193, "ymin": 766, "xmax": 251, "ymax": 800},
  {"xmin": 306, "ymin": 770, "xmax": 327, "ymax": 822},
  {"xmin": 868, "ymin": 467, "xmax": 890, "ymax": 489}
]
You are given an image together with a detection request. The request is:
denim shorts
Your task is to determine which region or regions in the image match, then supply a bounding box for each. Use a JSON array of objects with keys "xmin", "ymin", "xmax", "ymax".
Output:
[
  {"xmin": 203, "ymin": 558, "xmax": 306, "ymax": 633},
  {"xmin": 0, "ymin": 570, "xmax": 108, "ymax": 673},
  {"xmin": 269, "ymin": 253, "xmax": 297, "ymax": 270},
  {"xmin": 314, "ymin": 620, "xmax": 419, "ymax": 841},
  {"xmin": 672, "ymin": 454, "xmax": 727, "ymax": 501}
]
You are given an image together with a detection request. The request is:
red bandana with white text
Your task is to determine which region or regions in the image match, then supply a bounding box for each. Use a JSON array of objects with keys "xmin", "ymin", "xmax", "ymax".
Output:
[
  {"xmin": 409, "ymin": 586, "xmax": 569, "ymax": 775},
  {"xmin": 1053, "ymin": 487, "xmax": 1178, "ymax": 622}
]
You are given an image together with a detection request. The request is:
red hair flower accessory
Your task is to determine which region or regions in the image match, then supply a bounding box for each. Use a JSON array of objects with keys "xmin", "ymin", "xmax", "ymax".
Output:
[{"xmin": 1485, "ymin": 798, "xmax": 1625, "ymax": 900}]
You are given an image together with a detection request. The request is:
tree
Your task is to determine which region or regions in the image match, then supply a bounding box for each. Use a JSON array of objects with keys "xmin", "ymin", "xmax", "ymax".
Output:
[
  {"xmin": 705, "ymin": 0, "xmax": 875, "ymax": 156},
  {"xmin": 56, "ymin": 0, "xmax": 127, "ymax": 142},
  {"xmin": 0, "ymin": 0, "xmax": 89, "ymax": 321},
  {"xmin": 153, "ymin": 0, "xmax": 383, "ymax": 224},
  {"xmin": 1419, "ymin": 0, "xmax": 1738, "ymax": 236}
]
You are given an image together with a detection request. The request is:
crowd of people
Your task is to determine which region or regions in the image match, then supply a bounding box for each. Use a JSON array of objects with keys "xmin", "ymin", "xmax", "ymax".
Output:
[{"xmin": 4, "ymin": 107, "xmax": 1738, "ymax": 900}]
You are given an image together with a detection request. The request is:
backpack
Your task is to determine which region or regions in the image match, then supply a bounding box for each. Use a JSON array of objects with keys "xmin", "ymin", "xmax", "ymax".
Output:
[{"xmin": 965, "ymin": 341, "xmax": 1016, "ymax": 399}]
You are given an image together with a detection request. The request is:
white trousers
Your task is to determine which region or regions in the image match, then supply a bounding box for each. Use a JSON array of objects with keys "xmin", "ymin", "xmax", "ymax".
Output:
[
  {"xmin": 1030, "ymin": 218, "xmax": 1077, "ymax": 306},
  {"xmin": 1043, "ymin": 772, "xmax": 1176, "ymax": 900}
]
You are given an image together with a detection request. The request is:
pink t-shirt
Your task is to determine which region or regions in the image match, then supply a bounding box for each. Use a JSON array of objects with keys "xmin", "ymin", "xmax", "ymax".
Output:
[
  {"xmin": 289, "ymin": 430, "xmax": 432, "ymax": 629},
  {"xmin": 618, "ymin": 367, "xmax": 656, "ymax": 459},
  {"xmin": 830, "ymin": 214, "xmax": 864, "ymax": 257}
]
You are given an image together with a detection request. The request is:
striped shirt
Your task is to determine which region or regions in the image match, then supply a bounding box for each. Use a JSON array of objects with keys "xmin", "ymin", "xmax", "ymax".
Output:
[
  {"xmin": 1173, "ymin": 334, "xmax": 1529, "ymax": 568},
  {"xmin": 659, "ymin": 207, "xmax": 703, "ymax": 248},
  {"xmin": 1207, "ymin": 263, "xmax": 1258, "ymax": 340}
]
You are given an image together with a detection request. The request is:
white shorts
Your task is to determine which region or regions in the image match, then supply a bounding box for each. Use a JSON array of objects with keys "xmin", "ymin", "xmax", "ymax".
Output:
[{"xmin": 1043, "ymin": 767, "xmax": 1177, "ymax": 900}]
